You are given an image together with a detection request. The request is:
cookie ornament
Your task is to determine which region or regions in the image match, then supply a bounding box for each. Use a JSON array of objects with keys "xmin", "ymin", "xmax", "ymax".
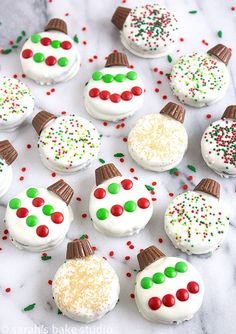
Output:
[
  {"xmin": 84, "ymin": 52, "xmax": 144, "ymax": 121},
  {"xmin": 170, "ymin": 44, "xmax": 231, "ymax": 107},
  {"xmin": 52, "ymin": 239, "xmax": 120, "ymax": 322},
  {"xmin": 0, "ymin": 77, "xmax": 34, "ymax": 131},
  {"xmin": 135, "ymin": 246, "xmax": 204, "ymax": 324},
  {"xmin": 165, "ymin": 178, "xmax": 229, "ymax": 255},
  {"xmin": 201, "ymin": 106, "xmax": 236, "ymax": 177},
  {"xmin": 32, "ymin": 111, "xmax": 100, "ymax": 173},
  {"xmin": 89, "ymin": 163, "xmax": 153, "ymax": 237},
  {"xmin": 20, "ymin": 18, "xmax": 80, "ymax": 85},
  {"xmin": 111, "ymin": 4, "xmax": 178, "ymax": 58},
  {"xmin": 5, "ymin": 179, "xmax": 74, "ymax": 252},
  {"xmin": 0, "ymin": 141, "xmax": 18, "ymax": 197},
  {"xmin": 128, "ymin": 102, "xmax": 188, "ymax": 172}
]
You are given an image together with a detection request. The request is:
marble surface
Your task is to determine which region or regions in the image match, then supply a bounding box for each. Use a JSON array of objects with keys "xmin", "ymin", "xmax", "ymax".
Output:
[{"xmin": 0, "ymin": 0, "xmax": 236, "ymax": 333}]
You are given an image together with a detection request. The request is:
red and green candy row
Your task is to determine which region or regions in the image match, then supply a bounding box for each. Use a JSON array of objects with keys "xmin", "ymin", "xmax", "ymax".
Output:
[
  {"xmin": 30, "ymin": 34, "xmax": 72, "ymax": 49},
  {"xmin": 22, "ymin": 49, "xmax": 69, "ymax": 67}
]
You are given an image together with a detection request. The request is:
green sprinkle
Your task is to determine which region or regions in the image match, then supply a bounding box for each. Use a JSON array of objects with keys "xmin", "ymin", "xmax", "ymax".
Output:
[
  {"xmin": 145, "ymin": 185, "xmax": 154, "ymax": 191},
  {"xmin": 217, "ymin": 31, "xmax": 223, "ymax": 38},
  {"xmin": 169, "ymin": 167, "xmax": 179, "ymax": 175},
  {"xmin": 16, "ymin": 36, "xmax": 22, "ymax": 43},
  {"xmin": 21, "ymin": 31, "xmax": 26, "ymax": 36},
  {"xmin": 41, "ymin": 255, "xmax": 52, "ymax": 261},
  {"xmin": 73, "ymin": 34, "xmax": 79, "ymax": 43},
  {"xmin": 2, "ymin": 49, "xmax": 12, "ymax": 54},
  {"xmin": 23, "ymin": 303, "xmax": 36, "ymax": 312},
  {"xmin": 79, "ymin": 234, "xmax": 86, "ymax": 240},
  {"xmin": 99, "ymin": 158, "xmax": 105, "ymax": 164},
  {"xmin": 167, "ymin": 55, "xmax": 172, "ymax": 63},
  {"xmin": 57, "ymin": 309, "xmax": 62, "ymax": 315},
  {"xmin": 114, "ymin": 153, "xmax": 124, "ymax": 157},
  {"xmin": 187, "ymin": 164, "xmax": 197, "ymax": 172},
  {"xmin": 189, "ymin": 10, "xmax": 198, "ymax": 14}
]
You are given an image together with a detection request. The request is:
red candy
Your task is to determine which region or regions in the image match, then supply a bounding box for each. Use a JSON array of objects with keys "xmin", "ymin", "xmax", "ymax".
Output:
[
  {"xmin": 187, "ymin": 281, "xmax": 199, "ymax": 294},
  {"xmin": 89, "ymin": 88, "xmax": 100, "ymax": 97},
  {"xmin": 41, "ymin": 37, "xmax": 51, "ymax": 46},
  {"xmin": 36, "ymin": 225, "xmax": 49, "ymax": 238},
  {"xmin": 121, "ymin": 179, "xmax": 133, "ymax": 190},
  {"xmin": 111, "ymin": 205, "xmax": 123, "ymax": 216},
  {"xmin": 22, "ymin": 49, "xmax": 33, "ymax": 59},
  {"xmin": 162, "ymin": 294, "xmax": 175, "ymax": 307},
  {"xmin": 137, "ymin": 198, "xmax": 150, "ymax": 209},
  {"xmin": 61, "ymin": 41, "xmax": 72, "ymax": 50},
  {"xmin": 110, "ymin": 93, "xmax": 121, "ymax": 103},
  {"xmin": 131, "ymin": 86, "xmax": 142, "ymax": 96},
  {"xmin": 32, "ymin": 197, "xmax": 45, "ymax": 207},
  {"xmin": 51, "ymin": 212, "xmax": 64, "ymax": 224},
  {"xmin": 45, "ymin": 56, "xmax": 57, "ymax": 66},
  {"xmin": 148, "ymin": 297, "xmax": 162, "ymax": 310},
  {"xmin": 94, "ymin": 188, "xmax": 106, "ymax": 199},
  {"xmin": 16, "ymin": 208, "xmax": 29, "ymax": 218},
  {"xmin": 176, "ymin": 289, "xmax": 189, "ymax": 301},
  {"xmin": 99, "ymin": 90, "xmax": 110, "ymax": 100},
  {"xmin": 121, "ymin": 91, "xmax": 133, "ymax": 101}
]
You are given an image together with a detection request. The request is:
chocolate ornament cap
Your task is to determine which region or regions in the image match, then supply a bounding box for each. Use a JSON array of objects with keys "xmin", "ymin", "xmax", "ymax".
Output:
[
  {"xmin": 48, "ymin": 179, "xmax": 74, "ymax": 205},
  {"xmin": 222, "ymin": 105, "xmax": 236, "ymax": 120},
  {"xmin": 0, "ymin": 140, "xmax": 18, "ymax": 165},
  {"xmin": 194, "ymin": 178, "xmax": 220, "ymax": 199},
  {"xmin": 105, "ymin": 52, "xmax": 129, "ymax": 68},
  {"xmin": 207, "ymin": 44, "xmax": 232, "ymax": 65},
  {"xmin": 138, "ymin": 246, "xmax": 165, "ymax": 271},
  {"xmin": 32, "ymin": 111, "xmax": 56, "ymax": 135},
  {"xmin": 66, "ymin": 239, "xmax": 94, "ymax": 260},
  {"xmin": 95, "ymin": 163, "xmax": 122, "ymax": 186},
  {"xmin": 45, "ymin": 18, "xmax": 68, "ymax": 34},
  {"xmin": 160, "ymin": 102, "xmax": 186, "ymax": 123},
  {"xmin": 111, "ymin": 6, "xmax": 131, "ymax": 30}
]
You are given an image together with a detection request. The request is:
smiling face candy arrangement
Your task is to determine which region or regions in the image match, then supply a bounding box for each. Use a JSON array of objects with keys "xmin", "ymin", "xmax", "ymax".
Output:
[
  {"xmin": 170, "ymin": 44, "xmax": 231, "ymax": 107},
  {"xmin": 89, "ymin": 163, "xmax": 153, "ymax": 237},
  {"xmin": 111, "ymin": 4, "xmax": 178, "ymax": 58},
  {"xmin": 32, "ymin": 111, "xmax": 101, "ymax": 173},
  {"xmin": 20, "ymin": 18, "xmax": 80, "ymax": 85},
  {"xmin": 84, "ymin": 52, "xmax": 144, "ymax": 122},
  {"xmin": 165, "ymin": 178, "xmax": 229, "ymax": 255},
  {"xmin": 201, "ymin": 106, "xmax": 236, "ymax": 177},
  {"xmin": 5, "ymin": 179, "xmax": 74, "ymax": 252},
  {"xmin": 0, "ymin": 140, "xmax": 18, "ymax": 197},
  {"xmin": 135, "ymin": 246, "xmax": 204, "ymax": 324},
  {"xmin": 52, "ymin": 239, "xmax": 120, "ymax": 322},
  {"xmin": 128, "ymin": 102, "xmax": 188, "ymax": 172}
]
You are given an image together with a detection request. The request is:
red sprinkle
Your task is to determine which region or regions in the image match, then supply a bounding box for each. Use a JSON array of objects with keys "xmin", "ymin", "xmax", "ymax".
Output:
[{"xmin": 5, "ymin": 288, "xmax": 11, "ymax": 293}]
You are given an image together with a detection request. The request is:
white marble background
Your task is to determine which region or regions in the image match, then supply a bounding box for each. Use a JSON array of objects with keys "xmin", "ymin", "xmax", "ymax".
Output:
[{"xmin": 0, "ymin": 0, "xmax": 236, "ymax": 333}]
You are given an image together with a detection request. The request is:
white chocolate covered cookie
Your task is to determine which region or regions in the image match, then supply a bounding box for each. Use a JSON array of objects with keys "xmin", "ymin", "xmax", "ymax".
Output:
[{"xmin": 0, "ymin": 140, "xmax": 18, "ymax": 197}]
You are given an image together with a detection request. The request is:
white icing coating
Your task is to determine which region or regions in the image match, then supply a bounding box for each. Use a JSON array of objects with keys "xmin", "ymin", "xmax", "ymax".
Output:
[
  {"xmin": 20, "ymin": 31, "xmax": 80, "ymax": 85},
  {"xmin": 0, "ymin": 158, "xmax": 12, "ymax": 197},
  {"xmin": 52, "ymin": 255, "xmax": 120, "ymax": 322},
  {"xmin": 84, "ymin": 66, "xmax": 144, "ymax": 122},
  {"xmin": 0, "ymin": 77, "xmax": 34, "ymax": 131},
  {"xmin": 89, "ymin": 176, "xmax": 153, "ymax": 237},
  {"xmin": 128, "ymin": 114, "xmax": 188, "ymax": 172},
  {"xmin": 120, "ymin": 4, "xmax": 178, "ymax": 58},
  {"xmin": 135, "ymin": 256, "xmax": 204, "ymax": 324},
  {"xmin": 170, "ymin": 53, "xmax": 229, "ymax": 107},
  {"xmin": 5, "ymin": 187, "xmax": 73, "ymax": 252},
  {"xmin": 37, "ymin": 115, "xmax": 101, "ymax": 173},
  {"xmin": 201, "ymin": 118, "xmax": 236, "ymax": 177},
  {"xmin": 165, "ymin": 191, "xmax": 229, "ymax": 254}
]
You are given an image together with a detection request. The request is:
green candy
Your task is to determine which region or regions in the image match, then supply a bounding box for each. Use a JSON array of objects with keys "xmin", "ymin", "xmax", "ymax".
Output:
[
  {"xmin": 153, "ymin": 272, "xmax": 165, "ymax": 284},
  {"xmin": 114, "ymin": 74, "xmax": 126, "ymax": 82},
  {"xmin": 127, "ymin": 71, "xmax": 137, "ymax": 80},
  {"xmin": 96, "ymin": 208, "xmax": 109, "ymax": 220},
  {"xmin": 92, "ymin": 71, "xmax": 103, "ymax": 81},
  {"xmin": 43, "ymin": 205, "xmax": 54, "ymax": 216},
  {"xmin": 26, "ymin": 215, "xmax": 38, "ymax": 227},
  {"xmin": 108, "ymin": 183, "xmax": 120, "ymax": 194},
  {"xmin": 9, "ymin": 198, "xmax": 21, "ymax": 209},
  {"xmin": 164, "ymin": 267, "xmax": 177, "ymax": 278},
  {"xmin": 33, "ymin": 53, "xmax": 45, "ymax": 63},
  {"xmin": 175, "ymin": 261, "xmax": 188, "ymax": 273},
  {"xmin": 58, "ymin": 57, "xmax": 68, "ymax": 67},
  {"xmin": 124, "ymin": 200, "xmax": 137, "ymax": 212},
  {"xmin": 141, "ymin": 277, "xmax": 153, "ymax": 289},
  {"xmin": 51, "ymin": 40, "xmax": 61, "ymax": 48},
  {"xmin": 103, "ymin": 74, "xmax": 113, "ymax": 83},
  {"xmin": 26, "ymin": 188, "xmax": 39, "ymax": 198},
  {"xmin": 31, "ymin": 34, "xmax": 41, "ymax": 43}
]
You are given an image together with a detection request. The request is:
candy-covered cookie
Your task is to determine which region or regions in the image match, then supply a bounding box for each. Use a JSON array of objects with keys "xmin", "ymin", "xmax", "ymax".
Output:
[
  {"xmin": 170, "ymin": 44, "xmax": 231, "ymax": 107},
  {"xmin": 89, "ymin": 163, "xmax": 153, "ymax": 237},
  {"xmin": 5, "ymin": 180, "xmax": 74, "ymax": 252},
  {"xmin": 201, "ymin": 106, "xmax": 236, "ymax": 177},
  {"xmin": 165, "ymin": 178, "xmax": 229, "ymax": 255},
  {"xmin": 135, "ymin": 246, "xmax": 204, "ymax": 324},
  {"xmin": 128, "ymin": 102, "xmax": 188, "ymax": 172},
  {"xmin": 32, "ymin": 111, "xmax": 100, "ymax": 173},
  {"xmin": 52, "ymin": 239, "xmax": 120, "ymax": 322},
  {"xmin": 0, "ymin": 77, "xmax": 34, "ymax": 131},
  {"xmin": 20, "ymin": 18, "xmax": 80, "ymax": 85},
  {"xmin": 112, "ymin": 4, "xmax": 178, "ymax": 58},
  {"xmin": 84, "ymin": 52, "xmax": 144, "ymax": 121},
  {"xmin": 0, "ymin": 141, "xmax": 18, "ymax": 197}
]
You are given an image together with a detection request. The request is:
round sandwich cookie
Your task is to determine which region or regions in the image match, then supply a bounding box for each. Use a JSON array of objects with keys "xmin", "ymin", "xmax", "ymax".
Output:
[
  {"xmin": 89, "ymin": 163, "xmax": 153, "ymax": 237},
  {"xmin": 0, "ymin": 77, "xmax": 34, "ymax": 131},
  {"xmin": 0, "ymin": 140, "xmax": 18, "ymax": 197},
  {"xmin": 52, "ymin": 239, "xmax": 120, "ymax": 322},
  {"xmin": 84, "ymin": 52, "xmax": 144, "ymax": 122},
  {"xmin": 165, "ymin": 178, "xmax": 229, "ymax": 255},
  {"xmin": 201, "ymin": 106, "xmax": 236, "ymax": 177},
  {"xmin": 111, "ymin": 4, "xmax": 178, "ymax": 58},
  {"xmin": 5, "ymin": 179, "xmax": 74, "ymax": 252},
  {"xmin": 32, "ymin": 111, "xmax": 101, "ymax": 173},
  {"xmin": 170, "ymin": 44, "xmax": 231, "ymax": 107},
  {"xmin": 20, "ymin": 18, "xmax": 80, "ymax": 85},
  {"xmin": 135, "ymin": 246, "xmax": 204, "ymax": 324},
  {"xmin": 128, "ymin": 102, "xmax": 188, "ymax": 172}
]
